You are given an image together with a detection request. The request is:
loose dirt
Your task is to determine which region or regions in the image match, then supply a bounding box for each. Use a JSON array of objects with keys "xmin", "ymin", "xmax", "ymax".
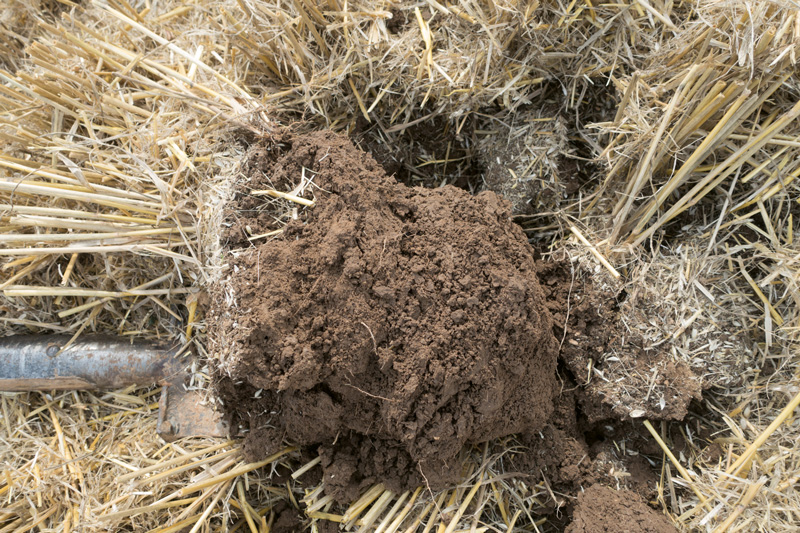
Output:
[
  {"xmin": 210, "ymin": 130, "xmax": 559, "ymax": 502},
  {"xmin": 566, "ymin": 484, "xmax": 677, "ymax": 533}
]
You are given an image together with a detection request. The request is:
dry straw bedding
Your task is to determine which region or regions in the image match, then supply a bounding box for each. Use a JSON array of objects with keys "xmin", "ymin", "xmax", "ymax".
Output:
[{"xmin": 1, "ymin": 0, "xmax": 800, "ymax": 531}]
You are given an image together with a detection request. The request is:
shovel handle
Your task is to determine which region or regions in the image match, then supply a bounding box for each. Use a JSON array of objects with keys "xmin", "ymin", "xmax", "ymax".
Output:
[{"xmin": 0, "ymin": 335, "xmax": 181, "ymax": 391}]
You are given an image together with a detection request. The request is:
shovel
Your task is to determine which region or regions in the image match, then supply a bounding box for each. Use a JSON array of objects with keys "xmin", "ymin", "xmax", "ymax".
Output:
[{"xmin": 0, "ymin": 335, "xmax": 228, "ymax": 442}]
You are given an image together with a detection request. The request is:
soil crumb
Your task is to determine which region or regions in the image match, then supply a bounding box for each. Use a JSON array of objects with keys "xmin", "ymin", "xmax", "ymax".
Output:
[
  {"xmin": 210, "ymin": 130, "xmax": 559, "ymax": 502},
  {"xmin": 567, "ymin": 484, "xmax": 677, "ymax": 533},
  {"xmin": 269, "ymin": 501, "xmax": 305, "ymax": 533}
]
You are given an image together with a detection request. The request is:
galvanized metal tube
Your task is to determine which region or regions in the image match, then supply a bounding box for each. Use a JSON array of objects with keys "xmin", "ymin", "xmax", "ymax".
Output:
[{"xmin": 0, "ymin": 335, "xmax": 180, "ymax": 391}]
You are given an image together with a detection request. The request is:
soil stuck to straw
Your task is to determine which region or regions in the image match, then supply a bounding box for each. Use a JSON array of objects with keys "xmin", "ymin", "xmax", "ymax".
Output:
[{"xmin": 210, "ymin": 131, "xmax": 559, "ymax": 501}]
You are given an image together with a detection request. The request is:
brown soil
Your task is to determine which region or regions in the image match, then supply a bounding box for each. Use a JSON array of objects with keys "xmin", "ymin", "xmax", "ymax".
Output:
[
  {"xmin": 566, "ymin": 484, "xmax": 677, "ymax": 533},
  {"xmin": 210, "ymin": 130, "xmax": 559, "ymax": 502},
  {"xmin": 509, "ymin": 380, "xmax": 662, "ymax": 513},
  {"xmin": 499, "ymin": 256, "xmax": 698, "ymax": 529}
]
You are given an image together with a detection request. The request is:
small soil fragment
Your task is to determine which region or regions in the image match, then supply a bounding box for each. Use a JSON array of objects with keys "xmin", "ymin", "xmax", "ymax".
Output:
[
  {"xmin": 538, "ymin": 256, "xmax": 702, "ymax": 422},
  {"xmin": 270, "ymin": 501, "xmax": 305, "ymax": 533},
  {"xmin": 210, "ymin": 130, "xmax": 559, "ymax": 502},
  {"xmin": 566, "ymin": 484, "xmax": 677, "ymax": 533}
]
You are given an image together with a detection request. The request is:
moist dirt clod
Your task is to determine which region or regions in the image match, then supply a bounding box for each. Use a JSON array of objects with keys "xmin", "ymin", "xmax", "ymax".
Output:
[
  {"xmin": 566, "ymin": 484, "xmax": 678, "ymax": 533},
  {"xmin": 210, "ymin": 130, "xmax": 560, "ymax": 502}
]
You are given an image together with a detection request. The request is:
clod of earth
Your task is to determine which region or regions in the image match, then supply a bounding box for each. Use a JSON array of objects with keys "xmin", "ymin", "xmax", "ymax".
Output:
[
  {"xmin": 209, "ymin": 131, "xmax": 559, "ymax": 502},
  {"xmin": 566, "ymin": 484, "xmax": 677, "ymax": 533},
  {"xmin": 209, "ymin": 130, "xmax": 701, "ymax": 520}
]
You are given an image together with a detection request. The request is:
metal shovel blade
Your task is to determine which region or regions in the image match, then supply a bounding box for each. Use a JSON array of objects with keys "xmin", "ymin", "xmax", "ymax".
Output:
[
  {"xmin": 0, "ymin": 335, "xmax": 227, "ymax": 441},
  {"xmin": 157, "ymin": 382, "xmax": 229, "ymax": 442}
]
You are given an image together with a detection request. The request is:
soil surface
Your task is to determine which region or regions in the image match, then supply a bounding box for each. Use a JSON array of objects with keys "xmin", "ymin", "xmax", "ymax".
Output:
[
  {"xmin": 210, "ymin": 130, "xmax": 559, "ymax": 502},
  {"xmin": 566, "ymin": 484, "xmax": 677, "ymax": 533}
]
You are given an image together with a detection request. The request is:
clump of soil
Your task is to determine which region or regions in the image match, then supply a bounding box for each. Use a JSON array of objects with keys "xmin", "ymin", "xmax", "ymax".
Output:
[
  {"xmin": 510, "ymin": 377, "xmax": 662, "ymax": 511},
  {"xmin": 477, "ymin": 107, "xmax": 571, "ymax": 216},
  {"xmin": 210, "ymin": 130, "xmax": 559, "ymax": 502},
  {"xmin": 566, "ymin": 484, "xmax": 677, "ymax": 533},
  {"xmin": 538, "ymin": 257, "xmax": 702, "ymax": 422}
]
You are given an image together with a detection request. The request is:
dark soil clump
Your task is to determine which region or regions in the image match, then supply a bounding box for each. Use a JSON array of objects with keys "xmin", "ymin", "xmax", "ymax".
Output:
[
  {"xmin": 210, "ymin": 130, "xmax": 559, "ymax": 502},
  {"xmin": 566, "ymin": 484, "xmax": 677, "ymax": 533}
]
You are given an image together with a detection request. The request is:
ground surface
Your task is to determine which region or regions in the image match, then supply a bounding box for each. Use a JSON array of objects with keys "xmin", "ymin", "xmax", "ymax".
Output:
[{"xmin": 2, "ymin": 2, "xmax": 798, "ymax": 532}]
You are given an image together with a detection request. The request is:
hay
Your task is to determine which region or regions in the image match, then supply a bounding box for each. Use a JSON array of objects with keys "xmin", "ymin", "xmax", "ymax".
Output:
[
  {"xmin": 0, "ymin": 1, "xmax": 266, "ymax": 342},
  {"xmin": 589, "ymin": 4, "xmax": 800, "ymax": 530},
  {"xmin": 0, "ymin": 387, "xmax": 297, "ymax": 531},
  {"xmin": 0, "ymin": 2, "xmax": 280, "ymax": 530},
  {"xmin": 3, "ymin": 0, "xmax": 800, "ymax": 531},
  {"xmin": 593, "ymin": 1, "xmax": 800, "ymax": 245},
  {"xmin": 222, "ymin": 0, "xmax": 681, "ymax": 190}
]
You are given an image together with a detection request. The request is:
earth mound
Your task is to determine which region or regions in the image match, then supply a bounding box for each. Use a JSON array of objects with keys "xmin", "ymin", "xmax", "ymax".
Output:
[{"xmin": 209, "ymin": 131, "xmax": 559, "ymax": 502}]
